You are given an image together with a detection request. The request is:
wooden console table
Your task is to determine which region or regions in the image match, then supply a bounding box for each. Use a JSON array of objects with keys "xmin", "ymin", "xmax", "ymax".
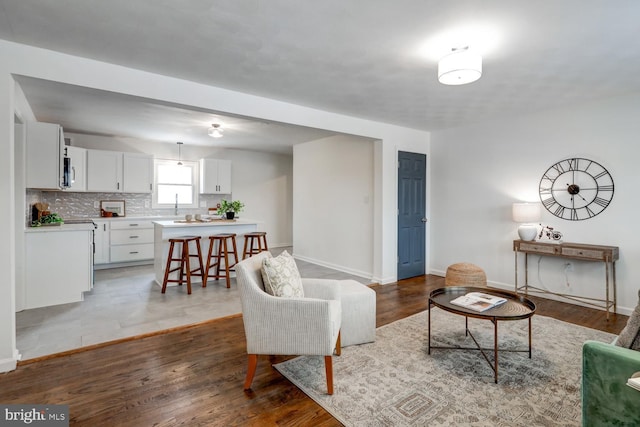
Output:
[{"xmin": 513, "ymin": 240, "xmax": 619, "ymax": 320}]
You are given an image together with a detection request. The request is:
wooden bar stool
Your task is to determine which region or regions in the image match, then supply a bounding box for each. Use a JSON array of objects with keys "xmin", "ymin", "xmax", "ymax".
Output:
[
  {"xmin": 204, "ymin": 233, "xmax": 239, "ymax": 288},
  {"xmin": 242, "ymin": 231, "xmax": 269, "ymax": 260},
  {"xmin": 161, "ymin": 236, "xmax": 204, "ymax": 295}
]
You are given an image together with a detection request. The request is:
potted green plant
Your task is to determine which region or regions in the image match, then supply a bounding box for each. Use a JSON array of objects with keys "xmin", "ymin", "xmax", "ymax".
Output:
[{"xmin": 219, "ymin": 199, "xmax": 244, "ymax": 220}]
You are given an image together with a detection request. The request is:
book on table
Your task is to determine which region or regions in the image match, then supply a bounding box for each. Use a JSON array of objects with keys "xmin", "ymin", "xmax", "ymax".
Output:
[{"xmin": 450, "ymin": 292, "xmax": 508, "ymax": 312}]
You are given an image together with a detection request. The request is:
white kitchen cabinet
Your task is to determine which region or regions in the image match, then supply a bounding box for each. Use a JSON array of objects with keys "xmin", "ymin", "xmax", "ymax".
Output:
[
  {"xmin": 26, "ymin": 121, "xmax": 65, "ymax": 190},
  {"xmin": 93, "ymin": 220, "xmax": 110, "ymax": 264},
  {"xmin": 65, "ymin": 145, "xmax": 87, "ymax": 191},
  {"xmin": 123, "ymin": 153, "xmax": 153, "ymax": 193},
  {"xmin": 25, "ymin": 226, "xmax": 93, "ymax": 309},
  {"xmin": 87, "ymin": 149, "xmax": 123, "ymax": 192},
  {"xmin": 94, "ymin": 218, "xmax": 160, "ymax": 267},
  {"xmin": 87, "ymin": 150, "xmax": 153, "ymax": 193},
  {"xmin": 199, "ymin": 158, "xmax": 232, "ymax": 194},
  {"xmin": 109, "ymin": 220, "xmax": 154, "ymax": 263}
]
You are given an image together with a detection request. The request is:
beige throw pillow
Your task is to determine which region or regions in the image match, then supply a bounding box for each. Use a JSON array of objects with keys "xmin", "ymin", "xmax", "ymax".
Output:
[
  {"xmin": 261, "ymin": 250, "xmax": 304, "ymax": 298},
  {"xmin": 615, "ymin": 289, "xmax": 640, "ymax": 350}
]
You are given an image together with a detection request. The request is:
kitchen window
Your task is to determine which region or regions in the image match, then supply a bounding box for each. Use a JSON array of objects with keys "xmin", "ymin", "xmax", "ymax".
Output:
[{"xmin": 152, "ymin": 159, "xmax": 199, "ymax": 209}]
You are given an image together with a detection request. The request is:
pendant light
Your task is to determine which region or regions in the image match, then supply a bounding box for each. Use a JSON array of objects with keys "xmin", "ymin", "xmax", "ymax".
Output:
[
  {"xmin": 438, "ymin": 46, "xmax": 482, "ymax": 85},
  {"xmin": 176, "ymin": 141, "xmax": 183, "ymax": 165}
]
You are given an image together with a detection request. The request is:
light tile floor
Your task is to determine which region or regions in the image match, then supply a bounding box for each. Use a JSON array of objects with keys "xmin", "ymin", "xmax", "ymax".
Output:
[{"xmin": 16, "ymin": 248, "xmax": 371, "ymax": 360}]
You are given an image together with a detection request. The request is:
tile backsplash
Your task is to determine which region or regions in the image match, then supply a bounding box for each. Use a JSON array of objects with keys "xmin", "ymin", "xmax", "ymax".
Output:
[{"xmin": 27, "ymin": 190, "xmax": 224, "ymax": 222}]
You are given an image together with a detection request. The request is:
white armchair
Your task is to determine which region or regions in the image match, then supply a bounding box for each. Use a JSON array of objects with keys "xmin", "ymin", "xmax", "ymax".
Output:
[{"xmin": 235, "ymin": 251, "xmax": 342, "ymax": 394}]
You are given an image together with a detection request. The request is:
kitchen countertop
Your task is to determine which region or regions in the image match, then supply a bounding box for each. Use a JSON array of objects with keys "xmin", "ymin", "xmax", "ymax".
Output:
[
  {"xmin": 153, "ymin": 218, "xmax": 259, "ymax": 228},
  {"xmin": 91, "ymin": 215, "xmax": 182, "ymax": 221},
  {"xmin": 25, "ymin": 223, "xmax": 95, "ymax": 233},
  {"xmin": 24, "ymin": 215, "xmax": 248, "ymax": 231}
]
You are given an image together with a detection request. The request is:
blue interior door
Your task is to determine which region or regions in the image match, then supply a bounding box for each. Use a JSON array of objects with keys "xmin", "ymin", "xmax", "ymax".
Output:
[{"xmin": 397, "ymin": 151, "xmax": 426, "ymax": 280}]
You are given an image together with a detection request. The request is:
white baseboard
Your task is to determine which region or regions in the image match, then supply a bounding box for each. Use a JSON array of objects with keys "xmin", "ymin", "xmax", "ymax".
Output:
[
  {"xmin": 0, "ymin": 349, "xmax": 20, "ymax": 373},
  {"xmin": 267, "ymin": 243, "xmax": 292, "ymax": 250},
  {"xmin": 94, "ymin": 259, "xmax": 153, "ymax": 270},
  {"xmin": 292, "ymin": 253, "xmax": 372, "ymax": 281},
  {"xmin": 373, "ymin": 275, "xmax": 397, "ymax": 285}
]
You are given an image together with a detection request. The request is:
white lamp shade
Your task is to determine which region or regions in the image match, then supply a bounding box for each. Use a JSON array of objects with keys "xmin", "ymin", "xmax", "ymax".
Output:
[
  {"xmin": 512, "ymin": 203, "xmax": 541, "ymax": 223},
  {"xmin": 438, "ymin": 49, "xmax": 482, "ymax": 85}
]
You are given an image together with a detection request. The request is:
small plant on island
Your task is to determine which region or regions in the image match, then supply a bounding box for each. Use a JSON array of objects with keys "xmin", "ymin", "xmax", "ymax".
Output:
[{"xmin": 219, "ymin": 199, "xmax": 244, "ymax": 219}]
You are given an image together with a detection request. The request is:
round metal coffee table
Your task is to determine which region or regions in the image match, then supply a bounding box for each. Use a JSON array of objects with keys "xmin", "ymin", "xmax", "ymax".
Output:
[{"xmin": 428, "ymin": 286, "xmax": 536, "ymax": 383}]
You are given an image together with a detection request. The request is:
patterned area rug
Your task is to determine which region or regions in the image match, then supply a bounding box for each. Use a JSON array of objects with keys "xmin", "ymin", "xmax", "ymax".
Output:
[{"xmin": 274, "ymin": 308, "xmax": 616, "ymax": 426}]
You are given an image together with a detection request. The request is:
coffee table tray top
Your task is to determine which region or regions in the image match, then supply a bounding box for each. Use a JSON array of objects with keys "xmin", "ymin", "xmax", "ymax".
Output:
[{"xmin": 429, "ymin": 286, "xmax": 536, "ymax": 319}]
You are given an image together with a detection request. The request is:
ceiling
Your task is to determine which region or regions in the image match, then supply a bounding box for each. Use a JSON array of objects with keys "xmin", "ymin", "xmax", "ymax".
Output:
[
  {"xmin": 13, "ymin": 76, "xmax": 338, "ymax": 154},
  {"xmin": 2, "ymin": 1, "xmax": 640, "ymax": 151}
]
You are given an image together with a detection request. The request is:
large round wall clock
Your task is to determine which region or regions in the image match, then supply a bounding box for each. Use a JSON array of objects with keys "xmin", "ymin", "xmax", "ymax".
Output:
[{"xmin": 539, "ymin": 157, "xmax": 614, "ymax": 221}]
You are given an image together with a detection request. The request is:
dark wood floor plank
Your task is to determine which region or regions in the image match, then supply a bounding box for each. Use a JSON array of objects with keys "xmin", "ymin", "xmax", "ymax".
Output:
[{"xmin": 0, "ymin": 275, "xmax": 628, "ymax": 426}]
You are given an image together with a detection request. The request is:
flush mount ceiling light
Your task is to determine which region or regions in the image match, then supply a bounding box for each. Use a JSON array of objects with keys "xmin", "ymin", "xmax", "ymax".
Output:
[
  {"xmin": 438, "ymin": 46, "xmax": 482, "ymax": 85},
  {"xmin": 208, "ymin": 123, "xmax": 224, "ymax": 138},
  {"xmin": 176, "ymin": 141, "xmax": 183, "ymax": 165}
]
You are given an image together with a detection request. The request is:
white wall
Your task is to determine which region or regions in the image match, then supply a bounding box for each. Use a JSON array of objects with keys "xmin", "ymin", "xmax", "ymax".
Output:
[
  {"xmin": 13, "ymin": 82, "xmax": 36, "ymax": 314},
  {"xmin": 293, "ymin": 135, "xmax": 374, "ymax": 277},
  {"xmin": 430, "ymin": 92, "xmax": 640, "ymax": 315},
  {"xmin": 0, "ymin": 40, "xmax": 429, "ymax": 371},
  {"xmin": 0, "ymin": 74, "xmax": 16, "ymax": 372},
  {"xmin": 222, "ymin": 149, "xmax": 293, "ymax": 247},
  {"xmin": 66, "ymin": 133, "xmax": 294, "ymax": 247}
]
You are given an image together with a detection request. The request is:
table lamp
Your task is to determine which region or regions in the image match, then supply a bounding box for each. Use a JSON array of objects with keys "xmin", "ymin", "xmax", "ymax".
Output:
[{"xmin": 512, "ymin": 203, "xmax": 541, "ymax": 241}]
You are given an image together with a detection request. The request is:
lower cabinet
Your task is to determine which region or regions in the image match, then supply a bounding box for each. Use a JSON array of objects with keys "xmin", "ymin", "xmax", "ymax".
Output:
[
  {"xmin": 108, "ymin": 219, "xmax": 154, "ymax": 264},
  {"xmin": 93, "ymin": 219, "xmax": 155, "ymax": 266},
  {"xmin": 93, "ymin": 220, "xmax": 110, "ymax": 264},
  {"xmin": 25, "ymin": 227, "xmax": 93, "ymax": 309}
]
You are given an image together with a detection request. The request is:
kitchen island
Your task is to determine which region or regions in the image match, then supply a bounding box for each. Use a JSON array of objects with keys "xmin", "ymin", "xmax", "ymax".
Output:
[{"xmin": 152, "ymin": 219, "xmax": 260, "ymax": 286}]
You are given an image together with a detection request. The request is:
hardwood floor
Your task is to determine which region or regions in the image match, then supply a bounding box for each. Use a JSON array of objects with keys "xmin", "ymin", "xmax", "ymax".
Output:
[{"xmin": 0, "ymin": 275, "xmax": 628, "ymax": 426}]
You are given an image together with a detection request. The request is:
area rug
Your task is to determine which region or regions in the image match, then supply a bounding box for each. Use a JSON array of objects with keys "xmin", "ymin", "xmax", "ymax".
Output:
[{"xmin": 274, "ymin": 308, "xmax": 616, "ymax": 426}]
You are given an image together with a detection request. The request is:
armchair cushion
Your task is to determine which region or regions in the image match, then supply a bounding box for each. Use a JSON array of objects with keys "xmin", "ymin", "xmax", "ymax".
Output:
[
  {"xmin": 260, "ymin": 250, "xmax": 304, "ymax": 298},
  {"xmin": 582, "ymin": 340, "xmax": 640, "ymax": 426},
  {"xmin": 615, "ymin": 289, "xmax": 640, "ymax": 350}
]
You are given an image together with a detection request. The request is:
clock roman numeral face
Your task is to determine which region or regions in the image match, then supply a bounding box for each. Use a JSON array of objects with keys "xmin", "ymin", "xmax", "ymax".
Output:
[{"xmin": 539, "ymin": 158, "xmax": 614, "ymax": 221}]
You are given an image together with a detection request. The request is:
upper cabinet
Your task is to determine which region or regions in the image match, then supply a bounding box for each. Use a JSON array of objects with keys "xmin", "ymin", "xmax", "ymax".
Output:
[
  {"xmin": 199, "ymin": 159, "xmax": 231, "ymax": 194},
  {"xmin": 87, "ymin": 149, "xmax": 123, "ymax": 192},
  {"xmin": 123, "ymin": 153, "xmax": 153, "ymax": 193},
  {"xmin": 26, "ymin": 121, "xmax": 65, "ymax": 190},
  {"xmin": 65, "ymin": 145, "xmax": 87, "ymax": 192},
  {"xmin": 87, "ymin": 150, "xmax": 153, "ymax": 193}
]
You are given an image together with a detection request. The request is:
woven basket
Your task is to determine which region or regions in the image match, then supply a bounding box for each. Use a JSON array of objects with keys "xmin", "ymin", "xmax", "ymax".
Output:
[{"xmin": 445, "ymin": 263, "xmax": 487, "ymax": 287}]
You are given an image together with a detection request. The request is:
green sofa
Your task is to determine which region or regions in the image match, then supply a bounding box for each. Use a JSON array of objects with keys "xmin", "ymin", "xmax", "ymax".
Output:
[{"xmin": 582, "ymin": 340, "xmax": 640, "ymax": 426}]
